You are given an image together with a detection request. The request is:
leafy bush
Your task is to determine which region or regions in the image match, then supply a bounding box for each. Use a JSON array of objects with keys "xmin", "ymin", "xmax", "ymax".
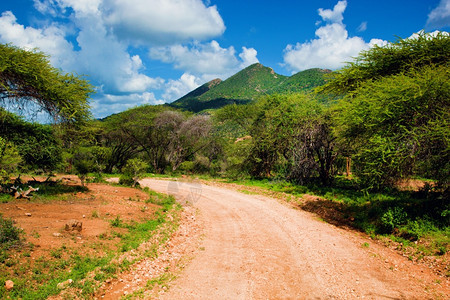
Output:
[
  {"xmin": 380, "ymin": 207, "xmax": 408, "ymax": 233},
  {"xmin": 0, "ymin": 214, "xmax": 23, "ymax": 248},
  {"xmin": 0, "ymin": 137, "xmax": 22, "ymax": 183},
  {"xmin": 119, "ymin": 173, "xmax": 135, "ymax": 187},
  {"xmin": 120, "ymin": 158, "xmax": 148, "ymax": 187}
]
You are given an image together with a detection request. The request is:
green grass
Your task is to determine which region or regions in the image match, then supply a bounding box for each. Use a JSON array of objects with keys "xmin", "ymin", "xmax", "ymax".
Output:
[
  {"xmin": 0, "ymin": 188, "xmax": 180, "ymax": 299},
  {"xmin": 122, "ymin": 272, "xmax": 176, "ymax": 299}
]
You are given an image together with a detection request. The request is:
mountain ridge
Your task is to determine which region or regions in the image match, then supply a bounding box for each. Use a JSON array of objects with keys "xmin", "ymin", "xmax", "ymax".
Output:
[{"xmin": 170, "ymin": 63, "xmax": 331, "ymax": 112}]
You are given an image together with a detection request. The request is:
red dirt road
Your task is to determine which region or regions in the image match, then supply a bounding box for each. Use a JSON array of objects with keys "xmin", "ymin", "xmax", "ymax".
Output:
[{"xmin": 139, "ymin": 179, "xmax": 448, "ymax": 299}]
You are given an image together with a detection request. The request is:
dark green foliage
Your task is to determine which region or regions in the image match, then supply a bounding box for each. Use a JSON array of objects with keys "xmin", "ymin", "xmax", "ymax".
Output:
[
  {"xmin": 380, "ymin": 207, "xmax": 408, "ymax": 233},
  {"xmin": 0, "ymin": 137, "xmax": 21, "ymax": 181},
  {"xmin": 0, "ymin": 109, "xmax": 62, "ymax": 172},
  {"xmin": 326, "ymin": 32, "xmax": 450, "ymax": 190},
  {"xmin": 270, "ymin": 68, "xmax": 331, "ymax": 94},
  {"xmin": 119, "ymin": 158, "xmax": 148, "ymax": 187},
  {"xmin": 72, "ymin": 147, "xmax": 103, "ymax": 185},
  {"xmin": 172, "ymin": 97, "xmax": 251, "ymax": 113},
  {"xmin": 0, "ymin": 43, "xmax": 93, "ymax": 124},
  {"xmin": 242, "ymin": 94, "xmax": 337, "ymax": 185}
]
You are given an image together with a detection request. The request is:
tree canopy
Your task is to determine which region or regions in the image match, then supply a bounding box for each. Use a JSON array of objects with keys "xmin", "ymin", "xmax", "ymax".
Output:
[
  {"xmin": 325, "ymin": 32, "xmax": 449, "ymax": 190},
  {"xmin": 320, "ymin": 31, "xmax": 450, "ymax": 95},
  {"xmin": 0, "ymin": 43, "xmax": 93, "ymax": 124}
]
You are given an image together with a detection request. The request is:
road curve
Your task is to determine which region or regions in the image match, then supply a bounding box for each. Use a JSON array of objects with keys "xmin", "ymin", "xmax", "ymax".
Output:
[{"xmin": 140, "ymin": 179, "xmax": 447, "ymax": 299}]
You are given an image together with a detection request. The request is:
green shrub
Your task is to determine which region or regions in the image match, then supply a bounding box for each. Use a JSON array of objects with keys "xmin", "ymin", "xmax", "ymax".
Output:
[
  {"xmin": 119, "ymin": 173, "xmax": 136, "ymax": 187},
  {"xmin": 380, "ymin": 207, "xmax": 407, "ymax": 233},
  {"xmin": 110, "ymin": 216, "xmax": 123, "ymax": 228},
  {"xmin": 121, "ymin": 158, "xmax": 148, "ymax": 187},
  {"xmin": 0, "ymin": 214, "xmax": 23, "ymax": 248}
]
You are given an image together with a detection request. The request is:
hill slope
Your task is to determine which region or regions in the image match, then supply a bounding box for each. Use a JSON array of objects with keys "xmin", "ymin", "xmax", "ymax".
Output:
[{"xmin": 171, "ymin": 63, "xmax": 330, "ymax": 112}]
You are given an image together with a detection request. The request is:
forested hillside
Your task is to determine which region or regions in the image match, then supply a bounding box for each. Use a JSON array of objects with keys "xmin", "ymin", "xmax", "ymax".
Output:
[{"xmin": 171, "ymin": 63, "xmax": 330, "ymax": 112}]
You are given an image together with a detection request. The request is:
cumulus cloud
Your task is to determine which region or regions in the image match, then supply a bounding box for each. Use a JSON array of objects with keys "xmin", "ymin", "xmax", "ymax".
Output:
[
  {"xmin": 150, "ymin": 41, "xmax": 259, "ymax": 79},
  {"xmin": 101, "ymin": 0, "xmax": 225, "ymax": 45},
  {"xmin": 0, "ymin": 11, "xmax": 75, "ymax": 69},
  {"xmin": 318, "ymin": 0, "xmax": 347, "ymax": 24},
  {"xmin": 162, "ymin": 73, "xmax": 203, "ymax": 102},
  {"xmin": 426, "ymin": 0, "xmax": 450, "ymax": 30},
  {"xmin": 0, "ymin": 5, "xmax": 164, "ymax": 102},
  {"xmin": 150, "ymin": 41, "xmax": 237, "ymax": 75},
  {"xmin": 92, "ymin": 92, "xmax": 165, "ymax": 118},
  {"xmin": 283, "ymin": 1, "xmax": 387, "ymax": 72},
  {"xmin": 239, "ymin": 47, "xmax": 259, "ymax": 68},
  {"xmin": 1, "ymin": 0, "xmax": 249, "ymax": 117},
  {"xmin": 72, "ymin": 11, "xmax": 163, "ymax": 93}
]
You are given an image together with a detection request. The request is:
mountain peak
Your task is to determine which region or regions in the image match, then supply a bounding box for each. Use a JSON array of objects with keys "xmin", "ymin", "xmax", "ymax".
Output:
[{"xmin": 171, "ymin": 64, "xmax": 330, "ymax": 112}]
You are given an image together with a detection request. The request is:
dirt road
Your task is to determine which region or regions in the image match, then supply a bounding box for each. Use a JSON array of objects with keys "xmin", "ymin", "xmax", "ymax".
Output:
[{"xmin": 139, "ymin": 179, "xmax": 448, "ymax": 299}]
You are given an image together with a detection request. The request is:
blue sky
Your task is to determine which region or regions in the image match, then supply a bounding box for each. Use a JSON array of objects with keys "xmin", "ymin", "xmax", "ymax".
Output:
[{"xmin": 0, "ymin": 0, "xmax": 449, "ymax": 118}]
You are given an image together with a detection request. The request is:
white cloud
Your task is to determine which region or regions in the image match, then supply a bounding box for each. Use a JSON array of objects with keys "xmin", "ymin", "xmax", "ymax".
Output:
[
  {"xmin": 0, "ymin": 0, "xmax": 247, "ymax": 118},
  {"xmin": 318, "ymin": 0, "xmax": 347, "ymax": 24},
  {"xmin": 92, "ymin": 92, "xmax": 165, "ymax": 118},
  {"xmin": 150, "ymin": 41, "xmax": 259, "ymax": 79},
  {"xmin": 239, "ymin": 47, "xmax": 259, "ymax": 68},
  {"xmin": 33, "ymin": 0, "xmax": 102, "ymax": 16},
  {"xmin": 163, "ymin": 73, "xmax": 203, "ymax": 102},
  {"xmin": 0, "ymin": 11, "xmax": 75, "ymax": 69},
  {"xmin": 72, "ymin": 13, "xmax": 163, "ymax": 93},
  {"xmin": 150, "ymin": 41, "xmax": 237, "ymax": 74},
  {"xmin": 101, "ymin": 0, "xmax": 225, "ymax": 45},
  {"xmin": 283, "ymin": 1, "xmax": 387, "ymax": 72},
  {"xmin": 426, "ymin": 0, "xmax": 450, "ymax": 30},
  {"xmin": 357, "ymin": 21, "xmax": 367, "ymax": 32},
  {"xmin": 0, "ymin": 8, "xmax": 163, "ymax": 95}
]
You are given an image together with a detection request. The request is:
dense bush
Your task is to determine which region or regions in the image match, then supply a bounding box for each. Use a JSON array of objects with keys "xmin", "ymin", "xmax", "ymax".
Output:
[{"xmin": 0, "ymin": 215, "xmax": 23, "ymax": 249}]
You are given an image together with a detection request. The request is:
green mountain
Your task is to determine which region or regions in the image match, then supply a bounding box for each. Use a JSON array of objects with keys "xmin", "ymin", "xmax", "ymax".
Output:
[
  {"xmin": 170, "ymin": 63, "xmax": 331, "ymax": 112},
  {"xmin": 270, "ymin": 68, "xmax": 331, "ymax": 94}
]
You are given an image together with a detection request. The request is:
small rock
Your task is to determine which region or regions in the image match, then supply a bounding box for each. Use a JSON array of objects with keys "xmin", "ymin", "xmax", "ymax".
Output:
[
  {"xmin": 82, "ymin": 215, "xmax": 86, "ymax": 218},
  {"xmin": 5, "ymin": 280, "xmax": 14, "ymax": 291},
  {"xmin": 25, "ymin": 213, "xmax": 32, "ymax": 217},
  {"xmin": 57, "ymin": 279, "xmax": 73, "ymax": 289},
  {"xmin": 65, "ymin": 219, "xmax": 82, "ymax": 232},
  {"xmin": 53, "ymin": 232, "xmax": 62, "ymax": 237}
]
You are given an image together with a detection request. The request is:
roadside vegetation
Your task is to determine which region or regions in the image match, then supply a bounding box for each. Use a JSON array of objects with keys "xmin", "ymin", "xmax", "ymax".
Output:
[
  {"xmin": 0, "ymin": 180, "xmax": 180, "ymax": 299},
  {"xmin": 0, "ymin": 30, "xmax": 448, "ymax": 296},
  {"xmin": 227, "ymin": 177, "xmax": 448, "ymax": 272}
]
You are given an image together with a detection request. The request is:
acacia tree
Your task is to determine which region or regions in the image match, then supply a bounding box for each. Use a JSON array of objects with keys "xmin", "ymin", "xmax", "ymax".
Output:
[
  {"xmin": 319, "ymin": 31, "xmax": 450, "ymax": 95},
  {"xmin": 0, "ymin": 43, "xmax": 93, "ymax": 124},
  {"xmin": 245, "ymin": 94, "xmax": 337, "ymax": 184},
  {"xmin": 288, "ymin": 109, "xmax": 336, "ymax": 186},
  {"xmin": 166, "ymin": 114, "xmax": 213, "ymax": 171},
  {"xmin": 321, "ymin": 32, "xmax": 449, "ymax": 190}
]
